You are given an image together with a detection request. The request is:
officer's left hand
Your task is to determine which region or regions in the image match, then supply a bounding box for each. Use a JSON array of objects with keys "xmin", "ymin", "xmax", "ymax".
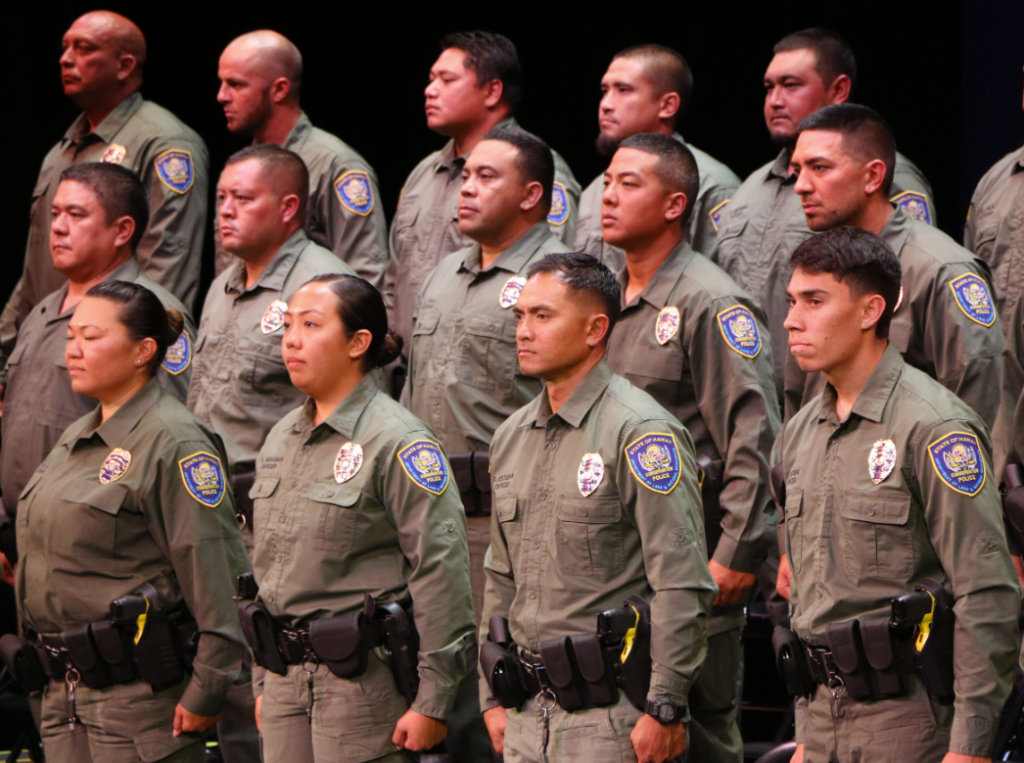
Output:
[
  {"xmin": 631, "ymin": 713, "xmax": 686, "ymax": 763},
  {"xmin": 941, "ymin": 754, "xmax": 991, "ymax": 763},
  {"xmin": 172, "ymin": 704, "xmax": 219, "ymax": 736},
  {"xmin": 392, "ymin": 709, "xmax": 446, "ymax": 751},
  {"xmin": 709, "ymin": 559, "xmax": 756, "ymax": 606}
]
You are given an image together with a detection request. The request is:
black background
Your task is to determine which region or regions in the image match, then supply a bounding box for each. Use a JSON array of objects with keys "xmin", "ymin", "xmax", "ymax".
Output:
[{"xmin": 6, "ymin": 1, "xmax": 1023, "ymax": 311}]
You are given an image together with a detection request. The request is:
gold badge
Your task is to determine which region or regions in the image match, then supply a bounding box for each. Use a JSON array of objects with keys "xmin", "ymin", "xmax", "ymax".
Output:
[
  {"xmin": 334, "ymin": 442, "xmax": 364, "ymax": 484},
  {"xmin": 577, "ymin": 452, "xmax": 604, "ymax": 497},
  {"xmin": 655, "ymin": 306, "xmax": 680, "ymax": 345},
  {"xmin": 102, "ymin": 144, "xmax": 127, "ymax": 165},
  {"xmin": 868, "ymin": 440, "xmax": 897, "ymax": 484},
  {"xmin": 499, "ymin": 276, "xmax": 527, "ymax": 309},
  {"xmin": 99, "ymin": 448, "xmax": 132, "ymax": 484},
  {"xmin": 261, "ymin": 300, "xmax": 288, "ymax": 334}
]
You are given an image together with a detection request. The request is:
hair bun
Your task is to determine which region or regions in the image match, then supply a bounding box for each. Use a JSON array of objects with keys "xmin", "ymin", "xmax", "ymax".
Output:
[
  {"xmin": 165, "ymin": 307, "xmax": 185, "ymax": 343},
  {"xmin": 374, "ymin": 330, "xmax": 403, "ymax": 368}
]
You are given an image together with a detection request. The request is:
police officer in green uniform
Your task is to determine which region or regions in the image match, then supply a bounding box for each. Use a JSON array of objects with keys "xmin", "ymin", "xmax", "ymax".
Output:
[
  {"xmin": 1, "ymin": 164, "xmax": 195, "ymax": 525},
  {"xmin": 13, "ymin": 281, "xmax": 250, "ymax": 762},
  {"xmin": 775, "ymin": 227, "xmax": 1019, "ymax": 763},
  {"xmin": 248, "ymin": 274, "xmax": 475, "ymax": 761},
  {"xmin": 1, "ymin": 10, "xmax": 208, "ymax": 371},
  {"xmin": 575, "ymin": 45, "xmax": 739, "ymax": 267},
  {"xmin": 602, "ymin": 135, "xmax": 780, "ymax": 763},
  {"xmin": 386, "ymin": 31, "xmax": 580, "ymax": 357},
  {"xmin": 481, "ymin": 252, "xmax": 717, "ymax": 763},
  {"xmin": 712, "ymin": 28, "xmax": 933, "ymax": 395},
  {"xmin": 785, "ymin": 105, "xmax": 1003, "ymax": 428},
  {"xmin": 214, "ymin": 30, "xmax": 388, "ymax": 287}
]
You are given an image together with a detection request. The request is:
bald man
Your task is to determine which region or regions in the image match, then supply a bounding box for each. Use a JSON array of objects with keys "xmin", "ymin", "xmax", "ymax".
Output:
[
  {"xmin": 2, "ymin": 11, "xmax": 208, "ymax": 379},
  {"xmin": 215, "ymin": 31, "xmax": 388, "ymax": 288}
]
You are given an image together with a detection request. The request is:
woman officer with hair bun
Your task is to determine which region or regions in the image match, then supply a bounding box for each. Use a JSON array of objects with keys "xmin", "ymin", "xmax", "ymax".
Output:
[
  {"xmin": 14, "ymin": 280, "xmax": 250, "ymax": 762},
  {"xmin": 248, "ymin": 274, "xmax": 475, "ymax": 762}
]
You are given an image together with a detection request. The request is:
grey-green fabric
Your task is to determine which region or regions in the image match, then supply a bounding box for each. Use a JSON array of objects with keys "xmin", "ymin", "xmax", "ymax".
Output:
[
  {"xmin": 0, "ymin": 258, "xmax": 195, "ymax": 519},
  {"xmin": 481, "ymin": 359, "xmax": 716, "ymax": 713},
  {"xmin": 251, "ymin": 374, "xmax": 476, "ymax": 720},
  {"xmin": 775, "ymin": 344, "xmax": 1020, "ymax": 757},
  {"xmin": 16, "ymin": 379, "xmax": 251, "ymax": 719},
  {"xmin": 187, "ymin": 230, "xmax": 353, "ymax": 473},
  {"xmin": 576, "ymin": 134, "xmax": 740, "ymax": 269},
  {"xmin": 995, "ymin": 295, "xmax": 1024, "ymax": 475},
  {"xmin": 385, "ymin": 115, "xmax": 581, "ymax": 350}
]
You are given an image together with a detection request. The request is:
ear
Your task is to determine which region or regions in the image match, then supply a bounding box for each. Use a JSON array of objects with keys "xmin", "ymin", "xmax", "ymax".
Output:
[
  {"xmin": 827, "ymin": 74, "xmax": 853, "ymax": 105},
  {"xmin": 664, "ymin": 191, "xmax": 688, "ymax": 224},
  {"xmin": 346, "ymin": 328, "xmax": 373, "ymax": 362},
  {"xmin": 280, "ymin": 193, "xmax": 301, "ymax": 225},
  {"xmin": 657, "ymin": 91, "xmax": 681, "ymax": 123},
  {"xmin": 116, "ymin": 53, "xmax": 138, "ymax": 82},
  {"xmin": 863, "ymin": 158, "xmax": 888, "ymax": 196},
  {"xmin": 483, "ymin": 78, "xmax": 504, "ymax": 109},
  {"xmin": 585, "ymin": 313, "xmax": 611, "ymax": 348},
  {"xmin": 269, "ymin": 77, "xmax": 292, "ymax": 105},
  {"xmin": 520, "ymin": 180, "xmax": 545, "ymax": 213},
  {"xmin": 860, "ymin": 293, "xmax": 887, "ymax": 333},
  {"xmin": 136, "ymin": 336, "xmax": 158, "ymax": 368},
  {"xmin": 112, "ymin": 215, "xmax": 136, "ymax": 249}
]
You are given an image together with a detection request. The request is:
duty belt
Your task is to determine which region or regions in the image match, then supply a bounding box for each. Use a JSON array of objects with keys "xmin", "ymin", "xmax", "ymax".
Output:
[
  {"xmin": 804, "ymin": 645, "xmax": 840, "ymax": 687},
  {"xmin": 517, "ymin": 648, "xmax": 547, "ymax": 697},
  {"xmin": 274, "ymin": 626, "xmax": 315, "ymax": 666}
]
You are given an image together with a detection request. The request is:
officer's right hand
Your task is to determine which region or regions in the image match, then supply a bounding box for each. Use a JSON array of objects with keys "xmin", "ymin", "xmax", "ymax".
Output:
[
  {"xmin": 254, "ymin": 694, "xmax": 262, "ymax": 733},
  {"xmin": 791, "ymin": 742, "xmax": 804, "ymax": 762},
  {"xmin": 483, "ymin": 705, "xmax": 506, "ymax": 753},
  {"xmin": 777, "ymin": 553, "xmax": 793, "ymax": 600}
]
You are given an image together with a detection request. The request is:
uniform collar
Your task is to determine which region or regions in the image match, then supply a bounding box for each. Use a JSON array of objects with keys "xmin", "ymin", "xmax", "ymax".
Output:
[
  {"xmin": 294, "ymin": 373, "xmax": 380, "ymax": 440},
  {"xmin": 74, "ymin": 377, "xmax": 163, "ymax": 448},
  {"xmin": 768, "ymin": 148, "xmax": 795, "ymax": 183},
  {"xmin": 459, "ymin": 220, "xmax": 552, "ymax": 276},
  {"xmin": 434, "ymin": 114, "xmax": 520, "ymax": 172},
  {"xmin": 64, "ymin": 92, "xmax": 144, "ymax": 146},
  {"xmin": 46, "ymin": 257, "xmax": 142, "ymax": 323},
  {"xmin": 224, "ymin": 229, "xmax": 311, "ymax": 294},
  {"xmin": 817, "ymin": 343, "xmax": 904, "ymax": 424},
  {"xmin": 618, "ymin": 239, "xmax": 696, "ymax": 310},
  {"xmin": 877, "ymin": 206, "xmax": 914, "ymax": 256},
  {"xmin": 280, "ymin": 112, "xmax": 313, "ymax": 153},
  {"xmin": 528, "ymin": 358, "xmax": 613, "ymax": 429}
]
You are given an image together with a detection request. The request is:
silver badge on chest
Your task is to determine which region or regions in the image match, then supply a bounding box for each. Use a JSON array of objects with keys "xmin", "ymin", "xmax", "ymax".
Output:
[
  {"xmin": 334, "ymin": 442, "xmax": 364, "ymax": 484},
  {"xmin": 261, "ymin": 300, "xmax": 288, "ymax": 334},
  {"xmin": 499, "ymin": 276, "xmax": 527, "ymax": 309},
  {"xmin": 578, "ymin": 452, "xmax": 605, "ymax": 497},
  {"xmin": 868, "ymin": 439, "xmax": 897, "ymax": 484},
  {"xmin": 99, "ymin": 448, "xmax": 132, "ymax": 484},
  {"xmin": 655, "ymin": 306, "xmax": 680, "ymax": 345}
]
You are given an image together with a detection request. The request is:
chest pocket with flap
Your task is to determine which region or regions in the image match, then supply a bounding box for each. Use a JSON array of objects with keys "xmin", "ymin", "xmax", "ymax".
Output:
[
  {"xmin": 838, "ymin": 490, "xmax": 914, "ymax": 579},
  {"xmin": 555, "ymin": 494, "xmax": 625, "ymax": 579},
  {"xmin": 306, "ymin": 481, "xmax": 362, "ymax": 554}
]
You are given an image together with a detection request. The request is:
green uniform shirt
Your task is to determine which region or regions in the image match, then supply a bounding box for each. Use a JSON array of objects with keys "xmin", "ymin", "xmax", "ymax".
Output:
[
  {"xmin": 993, "ymin": 293, "xmax": 1024, "ymax": 475},
  {"xmin": 605, "ymin": 242, "xmax": 780, "ymax": 587},
  {"xmin": 713, "ymin": 149, "xmax": 933, "ymax": 393},
  {"xmin": 402, "ymin": 221, "xmax": 567, "ymax": 453},
  {"xmin": 2, "ymin": 92, "xmax": 208, "ymax": 369},
  {"xmin": 785, "ymin": 207, "xmax": 1004, "ymax": 429},
  {"xmin": 576, "ymin": 135, "xmax": 740, "ymax": 268},
  {"xmin": 15, "ymin": 379, "xmax": 251, "ymax": 717},
  {"xmin": 481, "ymin": 359, "xmax": 717, "ymax": 711},
  {"xmin": 251, "ymin": 374, "xmax": 476, "ymax": 719},
  {"xmin": 775, "ymin": 343, "xmax": 1020, "ymax": 755},
  {"xmin": 187, "ymin": 230, "xmax": 353, "ymax": 473},
  {"xmin": 0, "ymin": 258, "xmax": 196, "ymax": 519},
  {"xmin": 385, "ymin": 115, "xmax": 581, "ymax": 350},
  {"xmin": 964, "ymin": 145, "xmax": 1024, "ymax": 328}
]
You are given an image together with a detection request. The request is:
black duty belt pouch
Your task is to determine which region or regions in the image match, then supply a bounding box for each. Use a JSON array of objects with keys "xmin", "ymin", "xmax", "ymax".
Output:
[
  {"xmin": 618, "ymin": 595, "xmax": 652, "ymax": 712},
  {"xmin": 570, "ymin": 633, "xmax": 618, "ymax": 708},
  {"xmin": 482, "ymin": 616, "xmax": 528, "ymax": 710},
  {"xmin": 0, "ymin": 633, "xmax": 48, "ymax": 693},
  {"xmin": 90, "ymin": 620, "xmax": 138, "ymax": 685},
  {"xmin": 61, "ymin": 624, "xmax": 112, "ymax": 690},
  {"xmin": 914, "ymin": 579, "xmax": 955, "ymax": 702},
  {"xmin": 473, "ymin": 451, "xmax": 492, "ymax": 515},
  {"xmin": 451, "ymin": 453, "xmax": 478, "ymax": 516},
  {"xmin": 539, "ymin": 636, "xmax": 586, "ymax": 712},
  {"xmin": 770, "ymin": 462, "xmax": 787, "ymax": 511},
  {"xmin": 825, "ymin": 620, "xmax": 873, "ymax": 700},
  {"xmin": 859, "ymin": 618, "xmax": 906, "ymax": 699},
  {"xmin": 238, "ymin": 600, "xmax": 289, "ymax": 676},
  {"xmin": 371, "ymin": 599, "xmax": 418, "ymax": 707},
  {"xmin": 771, "ymin": 626, "xmax": 815, "ymax": 698},
  {"xmin": 309, "ymin": 612, "xmax": 369, "ymax": 679},
  {"xmin": 696, "ymin": 456, "xmax": 725, "ymax": 553}
]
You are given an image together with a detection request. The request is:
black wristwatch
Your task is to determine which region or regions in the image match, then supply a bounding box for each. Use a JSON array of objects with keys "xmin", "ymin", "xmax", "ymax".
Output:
[{"xmin": 644, "ymin": 698, "xmax": 685, "ymax": 725}]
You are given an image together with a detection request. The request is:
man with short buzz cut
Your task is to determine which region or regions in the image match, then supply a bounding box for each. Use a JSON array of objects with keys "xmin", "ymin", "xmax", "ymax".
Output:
[
  {"xmin": 2, "ymin": 10, "xmax": 208, "ymax": 376},
  {"xmin": 602, "ymin": 133, "xmax": 779, "ymax": 763},
  {"xmin": 576, "ymin": 44, "xmax": 740, "ymax": 268},
  {"xmin": 215, "ymin": 30, "xmax": 388, "ymax": 287},
  {"xmin": 775, "ymin": 226, "xmax": 1019, "ymax": 763},
  {"xmin": 785, "ymin": 104, "xmax": 1003, "ymax": 427},
  {"xmin": 481, "ymin": 251, "xmax": 716, "ymax": 763},
  {"xmin": 386, "ymin": 30, "xmax": 581, "ymax": 363},
  {"xmin": 713, "ymin": 28, "xmax": 933, "ymax": 396}
]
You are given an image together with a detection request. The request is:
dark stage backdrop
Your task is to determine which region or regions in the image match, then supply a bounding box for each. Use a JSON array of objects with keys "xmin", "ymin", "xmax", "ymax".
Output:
[{"xmin": 5, "ymin": 1, "xmax": 1022, "ymax": 314}]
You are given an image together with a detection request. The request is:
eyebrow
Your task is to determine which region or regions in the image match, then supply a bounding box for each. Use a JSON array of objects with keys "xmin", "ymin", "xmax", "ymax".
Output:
[
  {"xmin": 604, "ymin": 169, "xmax": 643, "ymax": 180},
  {"xmin": 468, "ymin": 163, "xmax": 499, "ymax": 174},
  {"xmin": 54, "ymin": 203, "xmax": 89, "ymax": 213},
  {"xmin": 283, "ymin": 308, "xmax": 324, "ymax": 317},
  {"xmin": 786, "ymin": 288, "xmax": 830, "ymax": 299}
]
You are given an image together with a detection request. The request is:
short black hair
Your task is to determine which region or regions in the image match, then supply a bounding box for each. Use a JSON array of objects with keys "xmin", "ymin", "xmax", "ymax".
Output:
[
  {"xmin": 618, "ymin": 133, "xmax": 700, "ymax": 225},
  {"xmin": 224, "ymin": 144, "xmax": 310, "ymax": 223},
  {"xmin": 774, "ymin": 28, "xmax": 858, "ymax": 95},
  {"xmin": 526, "ymin": 252, "xmax": 621, "ymax": 335},
  {"xmin": 790, "ymin": 227, "xmax": 901, "ymax": 339},
  {"xmin": 440, "ymin": 31, "xmax": 523, "ymax": 113},
  {"xmin": 614, "ymin": 44, "xmax": 694, "ymax": 122},
  {"xmin": 798, "ymin": 103, "xmax": 896, "ymax": 195},
  {"xmin": 481, "ymin": 127, "xmax": 555, "ymax": 215},
  {"xmin": 59, "ymin": 163, "xmax": 149, "ymax": 253}
]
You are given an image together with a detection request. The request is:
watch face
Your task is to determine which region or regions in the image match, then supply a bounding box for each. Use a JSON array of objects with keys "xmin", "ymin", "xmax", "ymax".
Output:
[{"xmin": 658, "ymin": 704, "xmax": 675, "ymax": 721}]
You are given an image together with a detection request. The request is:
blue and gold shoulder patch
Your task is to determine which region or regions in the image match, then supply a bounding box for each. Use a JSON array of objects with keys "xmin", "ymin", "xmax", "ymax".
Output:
[
  {"xmin": 928, "ymin": 431, "xmax": 986, "ymax": 497},
  {"xmin": 334, "ymin": 170, "xmax": 374, "ymax": 216},
  {"xmin": 891, "ymin": 190, "xmax": 932, "ymax": 226},
  {"xmin": 708, "ymin": 198, "xmax": 730, "ymax": 232},
  {"xmin": 155, "ymin": 149, "xmax": 194, "ymax": 194},
  {"xmin": 161, "ymin": 331, "xmax": 191, "ymax": 375},
  {"xmin": 949, "ymin": 273, "xmax": 997, "ymax": 327},
  {"xmin": 179, "ymin": 452, "xmax": 226, "ymax": 507},
  {"xmin": 397, "ymin": 440, "xmax": 449, "ymax": 495},
  {"xmin": 717, "ymin": 304, "xmax": 761, "ymax": 358},
  {"xmin": 547, "ymin": 182, "xmax": 570, "ymax": 226},
  {"xmin": 625, "ymin": 432, "xmax": 682, "ymax": 494}
]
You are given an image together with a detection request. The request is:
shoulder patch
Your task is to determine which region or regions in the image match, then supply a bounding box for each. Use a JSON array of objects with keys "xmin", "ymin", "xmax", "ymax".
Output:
[
  {"xmin": 547, "ymin": 181, "xmax": 570, "ymax": 226},
  {"xmin": 179, "ymin": 452, "xmax": 226, "ymax": 507},
  {"xmin": 161, "ymin": 331, "xmax": 192, "ymax": 375},
  {"xmin": 891, "ymin": 190, "xmax": 932, "ymax": 226},
  {"xmin": 397, "ymin": 439, "xmax": 449, "ymax": 495},
  {"xmin": 154, "ymin": 149, "xmax": 194, "ymax": 194},
  {"xmin": 949, "ymin": 273, "xmax": 997, "ymax": 327},
  {"xmin": 625, "ymin": 432, "xmax": 683, "ymax": 494},
  {"xmin": 102, "ymin": 144, "xmax": 126, "ymax": 165},
  {"xmin": 708, "ymin": 198, "xmax": 730, "ymax": 232},
  {"xmin": 334, "ymin": 170, "xmax": 375, "ymax": 216},
  {"xmin": 927, "ymin": 432, "xmax": 986, "ymax": 497},
  {"xmin": 716, "ymin": 304, "xmax": 761, "ymax": 358}
]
